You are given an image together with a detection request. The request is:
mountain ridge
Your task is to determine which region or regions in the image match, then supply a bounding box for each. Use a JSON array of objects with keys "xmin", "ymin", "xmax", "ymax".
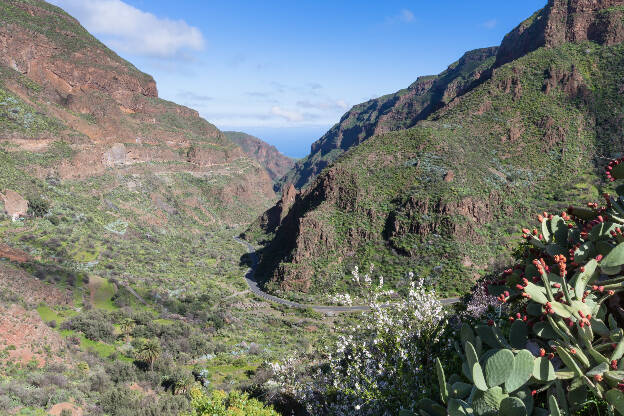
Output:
[
  {"xmin": 0, "ymin": 0, "xmax": 276, "ymax": 224},
  {"xmin": 249, "ymin": 0, "xmax": 624, "ymax": 300},
  {"xmin": 496, "ymin": 0, "xmax": 624, "ymax": 67},
  {"xmin": 278, "ymin": 0, "xmax": 624, "ymax": 192},
  {"xmin": 224, "ymin": 131, "xmax": 295, "ymax": 182},
  {"xmin": 277, "ymin": 46, "xmax": 499, "ymax": 190}
]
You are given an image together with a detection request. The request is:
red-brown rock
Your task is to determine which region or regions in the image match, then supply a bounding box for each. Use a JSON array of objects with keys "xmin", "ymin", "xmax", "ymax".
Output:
[{"xmin": 496, "ymin": 0, "xmax": 624, "ymax": 67}]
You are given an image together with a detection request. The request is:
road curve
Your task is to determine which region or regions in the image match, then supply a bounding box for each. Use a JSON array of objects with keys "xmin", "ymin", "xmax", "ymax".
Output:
[{"xmin": 234, "ymin": 236, "xmax": 461, "ymax": 313}]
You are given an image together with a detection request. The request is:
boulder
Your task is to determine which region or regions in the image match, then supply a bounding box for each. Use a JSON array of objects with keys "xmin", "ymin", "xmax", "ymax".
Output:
[{"xmin": 0, "ymin": 190, "xmax": 28, "ymax": 221}]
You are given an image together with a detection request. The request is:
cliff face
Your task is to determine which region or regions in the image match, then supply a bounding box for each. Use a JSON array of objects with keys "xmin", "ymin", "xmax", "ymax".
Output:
[
  {"xmin": 0, "ymin": 0, "xmax": 159, "ymax": 134},
  {"xmin": 252, "ymin": 0, "xmax": 624, "ymax": 298},
  {"xmin": 224, "ymin": 131, "xmax": 295, "ymax": 181},
  {"xmin": 279, "ymin": 0, "xmax": 624, "ymax": 192},
  {"xmin": 278, "ymin": 47, "xmax": 499, "ymax": 190},
  {"xmin": 243, "ymin": 184, "xmax": 299, "ymax": 244},
  {"xmin": 0, "ymin": 0, "xmax": 275, "ymax": 225},
  {"xmin": 496, "ymin": 0, "xmax": 624, "ymax": 66}
]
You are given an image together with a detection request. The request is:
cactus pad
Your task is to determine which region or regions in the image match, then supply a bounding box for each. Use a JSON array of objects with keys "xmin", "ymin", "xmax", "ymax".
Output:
[
  {"xmin": 505, "ymin": 350, "xmax": 534, "ymax": 393},
  {"xmin": 499, "ymin": 397, "xmax": 527, "ymax": 416},
  {"xmin": 509, "ymin": 321, "xmax": 528, "ymax": 349},
  {"xmin": 532, "ymin": 357, "xmax": 555, "ymax": 382}
]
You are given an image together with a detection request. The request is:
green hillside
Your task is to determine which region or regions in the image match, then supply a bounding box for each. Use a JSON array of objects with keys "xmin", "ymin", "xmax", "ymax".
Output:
[
  {"xmin": 278, "ymin": 47, "xmax": 499, "ymax": 190},
  {"xmin": 255, "ymin": 40, "xmax": 624, "ymax": 301}
]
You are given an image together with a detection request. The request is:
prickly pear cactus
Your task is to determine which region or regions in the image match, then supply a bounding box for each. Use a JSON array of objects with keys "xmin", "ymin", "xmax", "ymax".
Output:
[
  {"xmin": 428, "ymin": 159, "xmax": 624, "ymax": 416},
  {"xmin": 430, "ymin": 323, "xmax": 554, "ymax": 416}
]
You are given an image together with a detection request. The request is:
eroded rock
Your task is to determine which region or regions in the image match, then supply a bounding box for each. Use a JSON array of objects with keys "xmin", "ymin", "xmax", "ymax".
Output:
[{"xmin": 0, "ymin": 189, "xmax": 28, "ymax": 220}]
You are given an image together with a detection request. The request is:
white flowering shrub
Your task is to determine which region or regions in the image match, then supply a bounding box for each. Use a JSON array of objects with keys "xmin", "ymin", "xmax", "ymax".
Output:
[{"xmin": 265, "ymin": 266, "xmax": 455, "ymax": 415}]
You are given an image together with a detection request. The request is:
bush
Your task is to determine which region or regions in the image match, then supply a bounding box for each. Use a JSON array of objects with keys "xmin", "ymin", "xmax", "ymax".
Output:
[
  {"xmin": 0, "ymin": 381, "xmax": 48, "ymax": 407},
  {"xmin": 61, "ymin": 309, "xmax": 115, "ymax": 342},
  {"xmin": 98, "ymin": 386, "xmax": 191, "ymax": 415},
  {"xmin": 89, "ymin": 371, "xmax": 112, "ymax": 393},
  {"xmin": 0, "ymin": 395, "xmax": 12, "ymax": 412},
  {"xmin": 186, "ymin": 388, "xmax": 279, "ymax": 416},
  {"xmin": 105, "ymin": 359, "xmax": 137, "ymax": 383},
  {"xmin": 265, "ymin": 266, "xmax": 452, "ymax": 415},
  {"xmin": 27, "ymin": 196, "xmax": 50, "ymax": 217},
  {"xmin": 30, "ymin": 372, "xmax": 68, "ymax": 388}
]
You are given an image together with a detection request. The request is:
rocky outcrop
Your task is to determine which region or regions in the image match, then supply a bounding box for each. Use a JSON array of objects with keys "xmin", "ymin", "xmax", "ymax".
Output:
[
  {"xmin": 496, "ymin": 0, "xmax": 624, "ymax": 67},
  {"xmin": 385, "ymin": 193, "xmax": 512, "ymax": 253},
  {"xmin": 103, "ymin": 143, "xmax": 127, "ymax": 166},
  {"xmin": 0, "ymin": 190, "xmax": 28, "ymax": 221},
  {"xmin": 279, "ymin": 47, "xmax": 499, "ymax": 190},
  {"xmin": 224, "ymin": 131, "xmax": 295, "ymax": 181},
  {"xmin": 247, "ymin": 183, "xmax": 299, "ymax": 237},
  {"xmin": 0, "ymin": 1, "xmax": 157, "ymax": 110},
  {"xmin": 255, "ymin": 167, "xmax": 363, "ymax": 290},
  {"xmin": 0, "ymin": 0, "xmax": 277, "ymax": 224},
  {"xmin": 543, "ymin": 65, "xmax": 591, "ymax": 101}
]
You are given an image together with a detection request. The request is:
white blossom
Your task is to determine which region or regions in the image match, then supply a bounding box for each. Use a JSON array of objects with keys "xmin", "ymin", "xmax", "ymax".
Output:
[{"xmin": 263, "ymin": 265, "xmax": 452, "ymax": 415}]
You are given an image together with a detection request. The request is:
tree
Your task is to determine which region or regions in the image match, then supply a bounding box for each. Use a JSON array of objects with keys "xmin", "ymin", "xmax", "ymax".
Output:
[
  {"xmin": 137, "ymin": 338, "xmax": 161, "ymax": 371},
  {"xmin": 163, "ymin": 369, "xmax": 195, "ymax": 395},
  {"xmin": 119, "ymin": 318, "xmax": 135, "ymax": 343}
]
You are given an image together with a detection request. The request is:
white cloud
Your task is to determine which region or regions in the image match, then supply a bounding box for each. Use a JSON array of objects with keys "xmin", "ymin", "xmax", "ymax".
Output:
[
  {"xmin": 48, "ymin": 0, "xmax": 205, "ymax": 57},
  {"xmin": 482, "ymin": 19, "xmax": 498, "ymax": 29},
  {"xmin": 386, "ymin": 9, "xmax": 415, "ymax": 24},
  {"xmin": 335, "ymin": 100, "xmax": 348, "ymax": 109},
  {"xmin": 271, "ymin": 106, "xmax": 304, "ymax": 122},
  {"xmin": 400, "ymin": 9, "xmax": 415, "ymax": 23},
  {"xmin": 177, "ymin": 91, "xmax": 213, "ymax": 102},
  {"xmin": 200, "ymin": 104, "xmax": 337, "ymax": 128},
  {"xmin": 297, "ymin": 99, "xmax": 349, "ymax": 111}
]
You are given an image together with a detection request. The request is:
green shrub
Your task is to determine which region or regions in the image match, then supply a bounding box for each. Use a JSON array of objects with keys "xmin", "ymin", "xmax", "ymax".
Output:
[
  {"xmin": 61, "ymin": 309, "xmax": 115, "ymax": 342},
  {"xmin": 27, "ymin": 196, "xmax": 49, "ymax": 217},
  {"xmin": 186, "ymin": 388, "xmax": 279, "ymax": 416},
  {"xmin": 98, "ymin": 386, "xmax": 191, "ymax": 415}
]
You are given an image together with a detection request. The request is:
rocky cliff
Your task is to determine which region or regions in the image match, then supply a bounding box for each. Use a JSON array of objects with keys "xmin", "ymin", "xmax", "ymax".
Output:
[
  {"xmin": 252, "ymin": 0, "xmax": 624, "ymax": 299},
  {"xmin": 496, "ymin": 0, "xmax": 624, "ymax": 66},
  {"xmin": 224, "ymin": 131, "xmax": 295, "ymax": 181},
  {"xmin": 279, "ymin": 0, "xmax": 624, "ymax": 193},
  {"xmin": 278, "ymin": 47, "xmax": 499, "ymax": 190},
  {"xmin": 0, "ymin": 0, "xmax": 276, "ymax": 225}
]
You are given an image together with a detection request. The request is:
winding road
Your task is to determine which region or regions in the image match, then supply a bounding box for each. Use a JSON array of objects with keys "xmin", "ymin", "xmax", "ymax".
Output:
[{"xmin": 234, "ymin": 237, "xmax": 460, "ymax": 314}]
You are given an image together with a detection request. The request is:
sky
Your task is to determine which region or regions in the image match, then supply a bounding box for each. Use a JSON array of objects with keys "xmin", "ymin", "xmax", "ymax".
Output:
[{"xmin": 48, "ymin": 0, "xmax": 547, "ymax": 158}]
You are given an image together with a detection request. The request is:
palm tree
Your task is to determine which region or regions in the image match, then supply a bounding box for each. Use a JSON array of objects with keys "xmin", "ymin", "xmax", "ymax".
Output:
[
  {"xmin": 137, "ymin": 338, "xmax": 161, "ymax": 371},
  {"xmin": 173, "ymin": 374, "xmax": 194, "ymax": 395},
  {"xmin": 164, "ymin": 370, "xmax": 195, "ymax": 395},
  {"xmin": 119, "ymin": 318, "xmax": 135, "ymax": 343}
]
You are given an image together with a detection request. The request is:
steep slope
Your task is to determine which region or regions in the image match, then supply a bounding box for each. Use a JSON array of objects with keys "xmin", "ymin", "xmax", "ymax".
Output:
[
  {"xmin": 0, "ymin": 0, "xmax": 276, "ymax": 223},
  {"xmin": 0, "ymin": 3, "xmax": 327, "ymax": 412},
  {"xmin": 224, "ymin": 131, "xmax": 296, "ymax": 181},
  {"xmin": 252, "ymin": 0, "xmax": 624, "ymax": 301},
  {"xmin": 278, "ymin": 47, "xmax": 499, "ymax": 190},
  {"xmin": 496, "ymin": 0, "xmax": 624, "ymax": 67}
]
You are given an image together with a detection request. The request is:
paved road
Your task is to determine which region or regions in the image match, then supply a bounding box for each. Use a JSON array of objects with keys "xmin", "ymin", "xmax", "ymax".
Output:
[{"xmin": 233, "ymin": 237, "xmax": 461, "ymax": 314}]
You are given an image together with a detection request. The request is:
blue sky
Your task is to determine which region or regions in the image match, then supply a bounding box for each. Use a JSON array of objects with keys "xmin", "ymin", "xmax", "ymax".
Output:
[{"xmin": 49, "ymin": 0, "xmax": 546, "ymax": 157}]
